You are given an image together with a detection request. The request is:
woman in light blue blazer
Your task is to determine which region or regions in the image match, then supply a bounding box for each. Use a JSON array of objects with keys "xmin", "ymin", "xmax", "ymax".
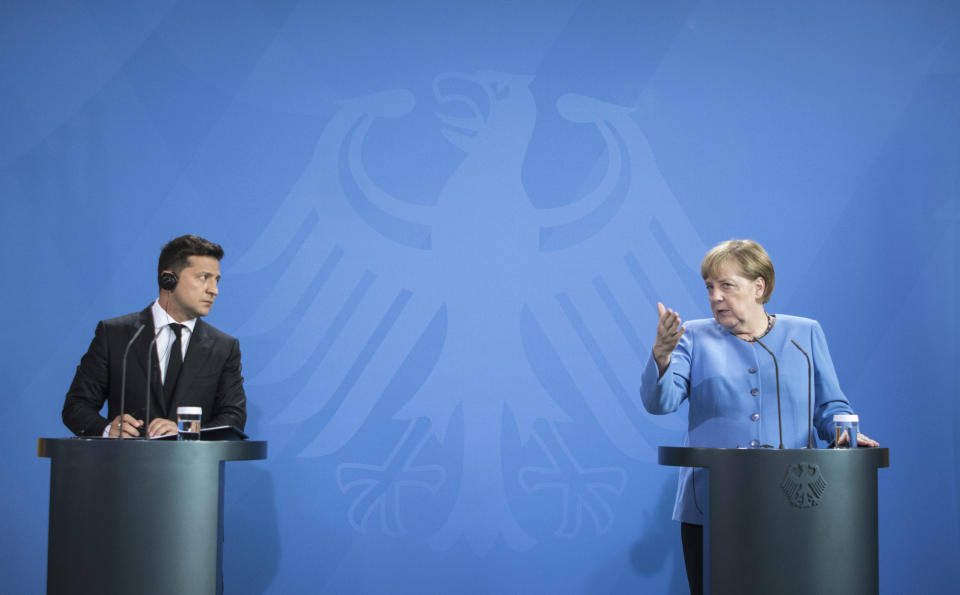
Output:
[{"xmin": 640, "ymin": 239, "xmax": 878, "ymax": 595}]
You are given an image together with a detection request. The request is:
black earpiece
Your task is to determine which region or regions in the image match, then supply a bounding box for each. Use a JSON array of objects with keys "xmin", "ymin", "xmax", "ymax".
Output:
[{"xmin": 159, "ymin": 271, "xmax": 178, "ymax": 291}]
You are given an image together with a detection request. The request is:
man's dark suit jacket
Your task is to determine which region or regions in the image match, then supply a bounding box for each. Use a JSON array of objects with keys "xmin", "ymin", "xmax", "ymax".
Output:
[{"xmin": 63, "ymin": 305, "xmax": 247, "ymax": 436}]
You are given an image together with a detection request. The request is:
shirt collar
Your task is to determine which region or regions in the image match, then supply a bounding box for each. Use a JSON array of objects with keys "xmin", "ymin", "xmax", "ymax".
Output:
[{"xmin": 151, "ymin": 299, "xmax": 198, "ymax": 334}]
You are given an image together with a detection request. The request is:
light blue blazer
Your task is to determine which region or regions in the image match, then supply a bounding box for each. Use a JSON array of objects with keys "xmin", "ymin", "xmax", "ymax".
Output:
[{"xmin": 639, "ymin": 314, "xmax": 855, "ymax": 524}]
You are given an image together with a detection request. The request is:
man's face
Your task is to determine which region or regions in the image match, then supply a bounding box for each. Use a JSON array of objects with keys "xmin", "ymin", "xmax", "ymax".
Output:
[{"xmin": 165, "ymin": 255, "xmax": 221, "ymax": 321}]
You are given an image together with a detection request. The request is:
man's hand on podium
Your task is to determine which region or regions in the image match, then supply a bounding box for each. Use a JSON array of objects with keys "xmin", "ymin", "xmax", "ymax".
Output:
[
  {"xmin": 148, "ymin": 418, "xmax": 177, "ymax": 438},
  {"xmin": 108, "ymin": 415, "xmax": 177, "ymax": 438},
  {"xmin": 108, "ymin": 414, "xmax": 143, "ymax": 438}
]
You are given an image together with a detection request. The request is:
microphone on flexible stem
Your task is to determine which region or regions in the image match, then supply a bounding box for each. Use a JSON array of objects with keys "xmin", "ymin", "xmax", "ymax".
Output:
[
  {"xmin": 791, "ymin": 340, "xmax": 815, "ymax": 449},
  {"xmin": 118, "ymin": 324, "xmax": 146, "ymax": 439},
  {"xmin": 144, "ymin": 326, "xmax": 164, "ymax": 438},
  {"xmin": 753, "ymin": 337, "xmax": 784, "ymax": 449}
]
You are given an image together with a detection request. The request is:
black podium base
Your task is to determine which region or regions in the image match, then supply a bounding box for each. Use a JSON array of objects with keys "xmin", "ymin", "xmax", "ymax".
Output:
[
  {"xmin": 660, "ymin": 447, "xmax": 889, "ymax": 595},
  {"xmin": 39, "ymin": 438, "xmax": 266, "ymax": 595}
]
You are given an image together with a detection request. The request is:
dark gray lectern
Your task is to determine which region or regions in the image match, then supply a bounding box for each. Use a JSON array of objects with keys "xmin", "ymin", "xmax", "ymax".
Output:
[
  {"xmin": 38, "ymin": 438, "xmax": 267, "ymax": 595},
  {"xmin": 659, "ymin": 447, "xmax": 889, "ymax": 595}
]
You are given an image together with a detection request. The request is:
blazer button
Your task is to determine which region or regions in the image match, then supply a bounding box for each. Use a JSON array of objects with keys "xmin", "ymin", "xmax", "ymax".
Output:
[
  {"xmin": 750, "ymin": 413, "xmax": 760, "ymax": 422},
  {"xmin": 748, "ymin": 367, "xmax": 758, "ymax": 374},
  {"xmin": 749, "ymin": 439, "xmax": 760, "ymax": 448},
  {"xmin": 750, "ymin": 388, "xmax": 760, "ymax": 396}
]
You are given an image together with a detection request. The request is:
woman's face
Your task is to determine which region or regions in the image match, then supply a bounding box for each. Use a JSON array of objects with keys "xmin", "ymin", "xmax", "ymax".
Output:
[{"xmin": 704, "ymin": 260, "xmax": 766, "ymax": 334}]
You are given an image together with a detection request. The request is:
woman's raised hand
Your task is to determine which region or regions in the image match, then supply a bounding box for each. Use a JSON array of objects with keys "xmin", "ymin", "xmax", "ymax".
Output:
[{"xmin": 653, "ymin": 302, "xmax": 684, "ymax": 375}]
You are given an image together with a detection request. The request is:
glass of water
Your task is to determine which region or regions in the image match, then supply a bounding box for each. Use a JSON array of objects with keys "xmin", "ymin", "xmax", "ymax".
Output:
[
  {"xmin": 177, "ymin": 406, "xmax": 202, "ymax": 441},
  {"xmin": 834, "ymin": 414, "xmax": 859, "ymax": 448}
]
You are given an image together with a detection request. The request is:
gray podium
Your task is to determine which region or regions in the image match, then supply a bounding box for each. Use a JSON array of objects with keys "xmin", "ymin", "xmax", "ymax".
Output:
[
  {"xmin": 38, "ymin": 438, "xmax": 267, "ymax": 595},
  {"xmin": 659, "ymin": 446, "xmax": 889, "ymax": 595}
]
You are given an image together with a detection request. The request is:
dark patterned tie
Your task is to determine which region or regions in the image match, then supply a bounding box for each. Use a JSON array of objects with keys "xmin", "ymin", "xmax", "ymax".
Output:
[{"xmin": 164, "ymin": 323, "xmax": 185, "ymax": 402}]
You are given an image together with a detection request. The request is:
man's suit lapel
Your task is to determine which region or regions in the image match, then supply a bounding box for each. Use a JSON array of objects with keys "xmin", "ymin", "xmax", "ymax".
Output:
[
  {"xmin": 128, "ymin": 307, "xmax": 164, "ymax": 416},
  {"xmin": 169, "ymin": 319, "xmax": 212, "ymax": 413}
]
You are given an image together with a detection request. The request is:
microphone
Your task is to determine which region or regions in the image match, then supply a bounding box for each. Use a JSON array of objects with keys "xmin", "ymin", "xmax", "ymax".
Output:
[
  {"xmin": 144, "ymin": 326, "xmax": 165, "ymax": 438},
  {"xmin": 753, "ymin": 337, "xmax": 784, "ymax": 449},
  {"xmin": 791, "ymin": 340, "xmax": 815, "ymax": 449},
  {"xmin": 118, "ymin": 323, "xmax": 146, "ymax": 439}
]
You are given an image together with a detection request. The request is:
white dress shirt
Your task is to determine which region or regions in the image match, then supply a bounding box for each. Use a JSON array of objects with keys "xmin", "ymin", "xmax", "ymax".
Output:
[{"xmin": 150, "ymin": 299, "xmax": 197, "ymax": 383}]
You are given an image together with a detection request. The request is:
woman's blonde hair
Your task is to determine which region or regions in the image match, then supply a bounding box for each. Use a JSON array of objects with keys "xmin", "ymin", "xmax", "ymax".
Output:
[{"xmin": 701, "ymin": 239, "xmax": 775, "ymax": 304}]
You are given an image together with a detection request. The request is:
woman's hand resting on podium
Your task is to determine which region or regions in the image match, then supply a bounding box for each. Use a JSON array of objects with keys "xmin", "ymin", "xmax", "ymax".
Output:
[{"xmin": 837, "ymin": 431, "xmax": 880, "ymax": 448}]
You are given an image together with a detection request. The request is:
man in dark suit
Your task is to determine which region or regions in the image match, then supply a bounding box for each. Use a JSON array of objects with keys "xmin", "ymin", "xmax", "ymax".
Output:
[{"xmin": 63, "ymin": 234, "xmax": 246, "ymax": 437}]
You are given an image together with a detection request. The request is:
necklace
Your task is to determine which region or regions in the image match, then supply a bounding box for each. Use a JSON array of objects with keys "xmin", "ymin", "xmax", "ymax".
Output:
[{"xmin": 752, "ymin": 314, "xmax": 774, "ymax": 341}]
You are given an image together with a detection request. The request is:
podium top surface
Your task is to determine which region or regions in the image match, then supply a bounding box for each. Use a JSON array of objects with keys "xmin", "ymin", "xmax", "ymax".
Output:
[
  {"xmin": 38, "ymin": 437, "xmax": 267, "ymax": 462},
  {"xmin": 658, "ymin": 445, "xmax": 889, "ymax": 469}
]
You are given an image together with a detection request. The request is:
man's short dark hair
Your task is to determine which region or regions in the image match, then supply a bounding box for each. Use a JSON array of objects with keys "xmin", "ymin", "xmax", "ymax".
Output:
[{"xmin": 157, "ymin": 235, "xmax": 224, "ymax": 285}]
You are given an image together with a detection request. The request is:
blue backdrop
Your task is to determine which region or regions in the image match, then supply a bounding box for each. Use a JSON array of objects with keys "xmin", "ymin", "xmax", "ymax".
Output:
[{"xmin": 2, "ymin": 1, "xmax": 958, "ymax": 593}]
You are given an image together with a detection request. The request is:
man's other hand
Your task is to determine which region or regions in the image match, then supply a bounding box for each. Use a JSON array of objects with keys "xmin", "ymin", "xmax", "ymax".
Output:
[{"xmin": 147, "ymin": 417, "xmax": 178, "ymax": 438}]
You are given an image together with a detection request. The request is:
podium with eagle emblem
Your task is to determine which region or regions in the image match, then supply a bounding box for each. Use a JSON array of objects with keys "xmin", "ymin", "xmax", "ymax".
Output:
[{"xmin": 660, "ymin": 446, "xmax": 889, "ymax": 595}]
